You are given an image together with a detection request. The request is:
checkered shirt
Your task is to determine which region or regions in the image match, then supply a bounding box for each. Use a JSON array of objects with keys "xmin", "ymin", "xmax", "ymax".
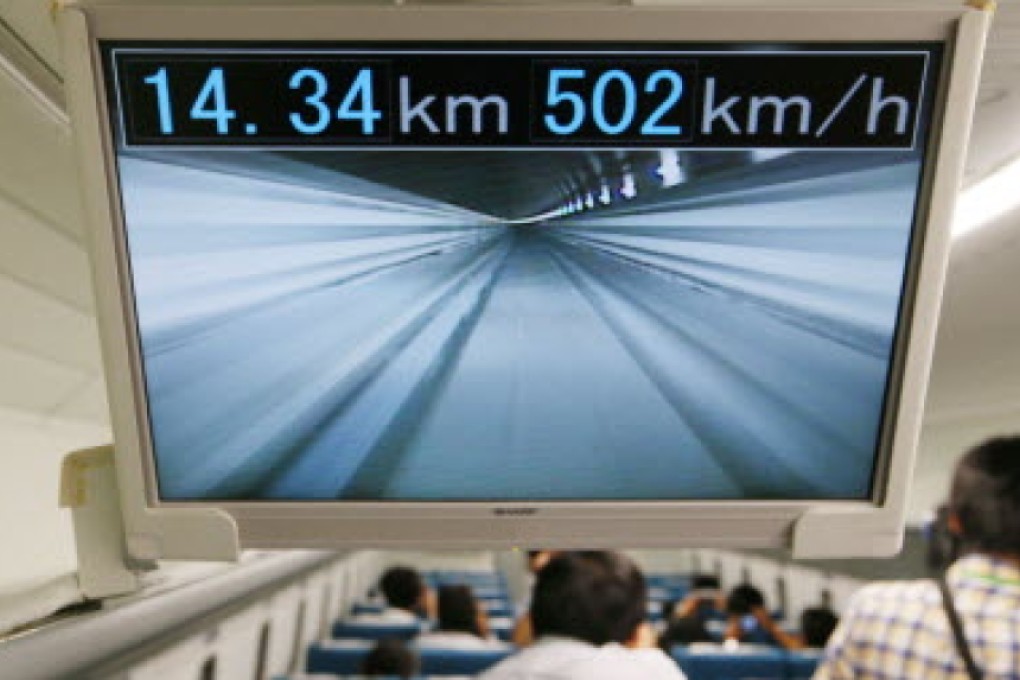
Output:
[{"xmin": 814, "ymin": 554, "xmax": 1020, "ymax": 679}]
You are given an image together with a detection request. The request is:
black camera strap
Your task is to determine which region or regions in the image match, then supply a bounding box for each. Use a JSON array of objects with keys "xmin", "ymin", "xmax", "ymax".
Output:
[{"xmin": 937, "ymin": 574, "xmax": 984, "ymax": 680}]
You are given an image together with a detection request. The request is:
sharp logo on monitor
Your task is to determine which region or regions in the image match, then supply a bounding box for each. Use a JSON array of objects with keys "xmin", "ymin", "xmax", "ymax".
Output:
[{"xmin": 493, "ymin": 508, "xmax": 539, "ymax": 517}]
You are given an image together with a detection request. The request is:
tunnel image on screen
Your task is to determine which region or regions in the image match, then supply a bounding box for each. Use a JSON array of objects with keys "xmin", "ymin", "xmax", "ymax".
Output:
[{"xmin": 116, "ymin": 146, "xmax": 924, "ymax": 501}]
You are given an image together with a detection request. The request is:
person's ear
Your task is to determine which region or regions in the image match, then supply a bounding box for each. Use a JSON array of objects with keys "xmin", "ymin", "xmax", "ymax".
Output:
[
  {"xmin": 422, "ymin": 587, "xmax": 437, "ymax": 618},
  {"xmin": 625, "ymin": 621, "xmax": 656, "ymax": 649},
  {"xmin": 947, "ymin": 511, "xmax": 964, "ymax": 536},
  {"xmin": 477, "ymin": 601, "xmax": 490, "ymax": 630}
]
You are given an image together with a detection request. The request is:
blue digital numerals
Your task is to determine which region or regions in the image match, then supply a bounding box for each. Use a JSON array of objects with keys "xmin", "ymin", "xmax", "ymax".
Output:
[
  {"xmin": 142, "ymin": 67, "xmax": 175, "ymax": 134},
  {"xmin": 190, "ymin": 68, "xmax": 236, "ymax": 134},
  {"xmin": 288, "ymin": 67, "xmax": 381, "ymax": 135},
  {"xmin": 141, "ymin": 65, "xmax": 382, "ymax": 138},
  {"xmin": 144, "ymin": 66, "xmax": 236, "ymax": 136},
  {"xmin": 543, "ymin": 67, "xmax": 684, "ymax": 137}
]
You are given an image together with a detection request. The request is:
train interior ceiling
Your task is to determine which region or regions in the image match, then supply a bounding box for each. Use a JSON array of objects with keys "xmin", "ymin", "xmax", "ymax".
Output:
[{"xmin": 1, "ymin": 0, "xmax": 1019, "ymax": 678}]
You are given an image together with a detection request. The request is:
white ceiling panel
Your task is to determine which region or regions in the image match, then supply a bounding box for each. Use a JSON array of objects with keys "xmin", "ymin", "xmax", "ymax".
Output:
[
  {"xmin": 0, "ymin": 344, "xmax": 92, "ymax": 415},
  {"xmin": 964, "ymin": 91, "xmax": 1020, "ymax": 183},
  {"xmin": 0, "ymin": 1, "xmax": 61, "ymax": 77},
  {"xmin": 0, "ymin": 276, "xmax": 102, "ymax": 372},
  {"xmin": 928, "ymin": 206, "xmax": 1020, "ymax": 417},
  {"xmin": 0, "ymin": 60, "xmax": 81, "ymax": 242},
  {"xmin": 0, "ymin": 193, "xmax": 93, "ymax": 313},
  {"xmin": 965, "ymin": 1, "xmax": 1020, "ymax": 180},
  {"xmin": 51, "ymin": 374, "xmax": 110, "ymax": 425}
]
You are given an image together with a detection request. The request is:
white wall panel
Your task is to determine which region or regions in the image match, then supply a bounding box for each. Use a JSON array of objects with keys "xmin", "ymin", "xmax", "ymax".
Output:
[
  {"xmin": 827, "ymin": 575, "xmax": 864, "ymax": 615},
  {"xmin": 265, "ymin": 584, "xmax": 306, "ymax": 676},
  {"xmin": 629, "ymin": 550, "xmax": 694, "ymax": 575},
  {"xmin": 376, "ymin": 550, "xmax": 496, "ymax": 573},
  {"xmin": 323, "ymin": 563, "xmax": 348, "ymax": 622},
  {"xmin": 744, "ymin": 556, "xmax": 784, "ymax": 613},
  {"xmin": 215, "ymin": 604, "xmax": 268, "ymax": 680},
  {"xmin": 717, "ymin": 553, "xmax": 744, "ymax": 591},
  {"xmin": 781, "ymin": 564, "xmax": 830, "ymax": 622},
  {"xmin": 296, "ymin": 576, "xmax": 321, "ymax": 651},
  {"xmin": 298, "ymin": 574, "xmax": 328, "ymax": 648},
  {"xmin": 124, "ymin": 636, "xmax": 213, "ymax": 680}
]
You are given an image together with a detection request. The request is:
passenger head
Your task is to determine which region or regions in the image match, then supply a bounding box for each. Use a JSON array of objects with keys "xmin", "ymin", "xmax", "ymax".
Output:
[
  {"xmin": 437, "ymin": 584, "xmax": 485, "ymax": 638},
  {"xmin": 800, "ymin": 607, "xmax": 839, "ymax": 648},
  {"xmin": 530, "ymin": 551, "xmax": 647, "ymax": 646},
  {"xmin": 659, "ymin": 615, "xmax": 714, "ymax": 649},
  {"xmin": 361, "ymin": 638, "xmax": 418, "ymax": 678},
  {"xmin": 692, "ymin": 574, "xmax": 721, "ymax": 591},
  {"xmin": 379, "ymin": 566, "xmax": 426, "ymax": 613},
  {"xmin": 949, "ymin": 436, "xmax": 1020, "ymax": 556},
  {"xmin": 725, "ymin": 584, "xmax": 765, "ymax": 616}
]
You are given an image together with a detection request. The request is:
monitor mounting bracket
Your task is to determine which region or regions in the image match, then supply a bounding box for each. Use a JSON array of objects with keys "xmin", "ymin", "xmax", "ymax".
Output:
[{"xmin": 59, "ymin": 445, "xmax": 239, "ymax": 599}]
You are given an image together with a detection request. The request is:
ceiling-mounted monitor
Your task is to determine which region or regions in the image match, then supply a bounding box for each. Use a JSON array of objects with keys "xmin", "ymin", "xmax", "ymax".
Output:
[{"xmin": 59, "ymin": 1, "xmax": 992, "ymax": 559}]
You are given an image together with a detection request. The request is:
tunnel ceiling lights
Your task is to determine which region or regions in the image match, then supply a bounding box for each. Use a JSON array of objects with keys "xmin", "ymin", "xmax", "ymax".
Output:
[
  {"xmin": 954, "ymin": 154, "xmax": 1020, "ymax": 239},
  {"xmin": 657, "ymin": 149, "xmax": 685, "ymax": 188},
  {"xmin": 621, "ymin": 173, "xmax": 637, "ymax": 200}
]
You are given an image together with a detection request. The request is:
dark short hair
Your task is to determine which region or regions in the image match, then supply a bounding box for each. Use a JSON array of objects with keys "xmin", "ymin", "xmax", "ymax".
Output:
[
  {"xmin": 361, "ymin": 638, "xmax": 418, "ymax": 678},
  {"xmin": 438, "ymin": 585, "xmax": 482, "ymax": 637},
  {"xmin": 692, "ymin": 574, "xmax": 721, "ymax": 590},
  {"xmin": 380, "ymin": 566, "xmax": 424, "ymax": 610},
  {"xmin": 950, "ymin": 436, "xmax": 1020, "ymax": 555},
  {"xmin": 725, "ymin": 584, "xmax": 765, "ymax": 616},
  {"xmin": 530, "ymin": 551, "xmax": 647, "ymax": 646},
  {"xmin": 659, "ymin": 615, "xmax": 713, "ymax": 649},
  {"xmin": 800, "ymin": 607, "xmax": 838, "ymax": 648}
]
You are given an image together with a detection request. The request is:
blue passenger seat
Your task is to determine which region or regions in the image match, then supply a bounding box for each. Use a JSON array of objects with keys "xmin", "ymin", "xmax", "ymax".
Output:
[
  {"xmin": 307, "ymin": 640, "xmax": 375, "ymax": 675},
  {"xmin": 785, "ymin": 649, "xmax": 825, "ymax": 679},
  {"xmin": 307, "ymin": 639, "xmax": 511, "ymax": 676},
  {"xmin": 331, "ymin": 620, "xmax": 422, "ymax": 641},
  {"xmin": 417, "ymin": 647, "xmax": 513, "ymax": 675},
  {"xmin": 672, "ymin": 645, "xmax": 787, "ymax": 680}
]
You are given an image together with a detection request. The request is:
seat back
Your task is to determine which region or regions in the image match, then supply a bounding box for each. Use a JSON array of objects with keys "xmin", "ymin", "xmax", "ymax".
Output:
[
  {"xmin": 672, "ymin": 646, "xmax": 786, "ymax": 680},
  {"xmin": 308, "ymin": 639, "xmax": 513, "ymax": 677},
  {"xmin": 785, "ymin": 650, "xmax": 824, "ymax": 679},
  {"xmin": 331, "ymin": 620, "xmax": 422, "ymax": 641},
  {"xmin": 307, "ymin": 639, "xmax": 374, "ymax": 675},
  {"xmin": 417, "ymin": 647, "xmax": 513, "ymax": 675}
]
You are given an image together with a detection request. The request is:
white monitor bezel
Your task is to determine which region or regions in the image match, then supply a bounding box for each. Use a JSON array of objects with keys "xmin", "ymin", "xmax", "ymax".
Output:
[{"xmin": 58, "ymin": 1, "xmax": 991, "ymax": 560}]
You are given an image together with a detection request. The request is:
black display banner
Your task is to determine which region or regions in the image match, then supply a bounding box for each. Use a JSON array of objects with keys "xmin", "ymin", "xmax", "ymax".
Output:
[{"xmin": 108, "ymin": 45, "xmax": 939, "ymax": 149}]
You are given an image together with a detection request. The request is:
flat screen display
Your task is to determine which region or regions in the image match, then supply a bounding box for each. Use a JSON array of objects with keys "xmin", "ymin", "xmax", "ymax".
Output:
[{"xmin": 103, "ymin": 43, "xmax": 942, "ymax": 502}]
